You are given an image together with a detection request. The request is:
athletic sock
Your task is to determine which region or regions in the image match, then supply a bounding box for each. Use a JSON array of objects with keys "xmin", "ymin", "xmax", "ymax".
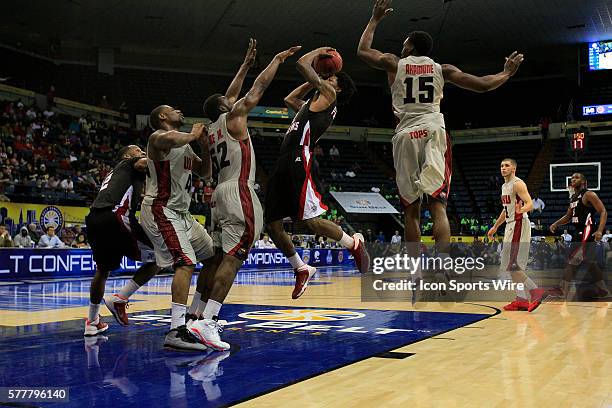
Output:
[
  {"xmin": 203, "ymin": 299, "xmax": 222, "ymax": 320},
  {"xmin": 339, "ymin": 232, "xmax": 355, "ymax": 249},
  {"xmin": 88, "ymin": 302, "xmax": 101, "ymax": 323},
  {"xmin": 523, "ymin": 277, "xmax": 537, "ymax": 292},
  {"xmin": 188, "ymin": 291, "xmax": 202, "ymax": 315},
  {"xmin": 118, "ymin": 279, "xmax": 140, "ymax": 300},
  {"xmin": 516, "ymin": 289, "xmax": 528, "ymax": 300},
  {"xmin": 288, "ymin": 253, "xmax": 306, "ymax": 270},
  {"xmin": 195, "ymin": 300, "xmax": 207, "ymax": 317},
  {"xmin": 171, "ymin": 302, "xmax": 187, "ymax": 329}
]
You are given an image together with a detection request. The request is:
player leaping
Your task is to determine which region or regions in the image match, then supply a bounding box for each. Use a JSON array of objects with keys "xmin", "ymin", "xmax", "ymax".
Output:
[
  {"xmin": 358, "ymin": 0, "xmax": 524, "ymax": 271},
  {"xmin": 264, "ymin": 47, "xmax": 368, "ymax": 300}
]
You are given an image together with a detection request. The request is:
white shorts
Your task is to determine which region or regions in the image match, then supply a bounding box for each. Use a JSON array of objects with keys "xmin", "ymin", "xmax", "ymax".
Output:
[
  {"xmin": 140, "ymin": 204, "xmax": 214, "ymax": 269},
  {"xmin": 211, "ymin": 181, "xmax": 263, "ymax": 261},
  {"xmin": 499, "ymin": 218, "xmax": 531, "ymax": 272},
  {"xmin": 392, "ymin": 124, "xmax": 451, "ymax": 205}
]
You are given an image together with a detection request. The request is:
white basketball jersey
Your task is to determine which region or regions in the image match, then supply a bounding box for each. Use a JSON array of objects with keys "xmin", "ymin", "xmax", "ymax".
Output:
[
  {"xmin": 391, "ymin": 55, "xmax": 445, "ymax": 132},
  {"xmin": 501, "ymin": 176, "xmax": 528, "ymax": 224},
  {"xmin": 143, "ymin": 143, "xmax": 197, "ymax": 212},
  {"xmin": 207, "ymin": 113, "xmax": 256, "ymax": 186}
]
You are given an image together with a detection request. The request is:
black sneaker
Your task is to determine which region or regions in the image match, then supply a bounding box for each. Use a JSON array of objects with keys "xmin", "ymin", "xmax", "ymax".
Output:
[
  {"xmin": 164, "ymin": 325, "xmax": 208, "ymax": 352},
  {"xmin": 185, "ymin": 313, "xmax": 199, "ymax": 325}
]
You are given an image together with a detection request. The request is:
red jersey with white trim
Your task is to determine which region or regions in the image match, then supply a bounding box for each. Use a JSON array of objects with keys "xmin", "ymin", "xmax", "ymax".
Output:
[
  {"xmin": 501, "ymin": 176, "xmax": 528, "ymax": 224},
  {"xmin": 143, "ymin": 143, "xmax": 197, "ymax": 212},
  {"xmin": 207, "ymin": 113, "xmax": 256, "ymax": 186}
]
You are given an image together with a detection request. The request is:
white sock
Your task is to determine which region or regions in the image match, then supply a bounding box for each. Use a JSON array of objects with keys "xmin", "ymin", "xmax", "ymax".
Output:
[
  {"xmin": 523, "ymin": 277, "xmax": 537, "ymax": 292},
  {"xmin": 339, "ymin": 232, "xmax": 355, "ymax": 249},
  {"xmin": 196, "ymin": 300, "xmax": 207, "ymax": 317},
  {"xmin": 516, "ymin": 289, "xmax": 528, "ymax": 300},
  {"xmin": 88, "ymin": 302, "xmax": 101, "ymax": 323},
  {"xmin": 203, "ymin": 299, "xmax": 222, "ymax": 320},
  {"xmin": 171, "ymin": 302, "xmax": 187, "ymax": 329},
  {"xmin": 288, "ymin": 253, "xmax": 306, "ymax": 270},
  {"xmin": 118, "ymin": 279, "xmax": 140, "ymax": 300},
  {"xmin": 188, "ymin": 291, "xmax": 203, "ymax": 315}
]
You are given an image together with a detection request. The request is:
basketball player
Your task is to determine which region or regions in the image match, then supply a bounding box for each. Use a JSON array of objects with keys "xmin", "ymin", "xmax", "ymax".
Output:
[
  {"xmin": 141, "ymin": 108, "xmax": 215, "ymax": 351},
  {"xmin": 187, "ymin": 44, "xmax": 302, "ymax": 351},
  {"xmin": 264, "ymin": 46, "xmax": 368, "ymax": 299},
  {"xmin": 550, "ymin": 173, "xmax": 610, "ymax": 299},
  {"xmin": 487, "ymin": 159, "xmax": 545, "ymax": 312},
  {"xmin": 84, "ymin": 145, "xmax": 160, "ymax": 336},
  {"xmin": 358, "ymin": 0, "xmax": 524, "ymax": 270}
]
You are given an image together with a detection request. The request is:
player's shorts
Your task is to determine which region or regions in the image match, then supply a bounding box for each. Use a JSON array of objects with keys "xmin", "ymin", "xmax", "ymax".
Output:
[
  {"xmin": 392, "ymin": 124, "xmax": 451, "ymax": 205},
  {"xmin": 211, "ymin": 180, "xmax": 263, "ymax": 261},
  {"xmin": 568, "ymin": 225, "xmax": 597, "ymax": 265},
  {"xmin": 499, "ymin": 217, "xmax": 531, "ymax": 272},
  {"xmin": 140, "ymin": 204, "xmax": 214, "ymax": 269},
  {"xmin": 264, "ymin": 149, "xmax": 327, "ymax": 222},
  {"xmin": 86, "ymin": 208, "xmax": 156, "ymax": 272}
]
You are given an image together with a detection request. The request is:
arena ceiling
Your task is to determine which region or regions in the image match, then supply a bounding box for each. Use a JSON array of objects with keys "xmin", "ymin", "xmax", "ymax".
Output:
[{"xmin": 3, "ymin": 0, "xmax": 612, "ymax": 81}]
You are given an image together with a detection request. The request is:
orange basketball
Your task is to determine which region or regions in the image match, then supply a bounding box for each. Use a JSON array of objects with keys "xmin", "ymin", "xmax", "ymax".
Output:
[{"xmin": 314, "ymin": 49, "xmax": 343, "ymax": 76}]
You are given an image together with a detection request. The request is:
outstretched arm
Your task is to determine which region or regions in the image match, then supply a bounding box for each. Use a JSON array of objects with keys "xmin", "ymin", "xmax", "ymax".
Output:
[
  {"xmin": 225, "ymin": 38, "xmax": 257, "ymax": 104},
  {"xmin": 149, "ymin": 123, "xmax": 206, "ymax": 151},
  {"xmin": 284, "ymin": 82, "xmax": 314, "ymax": 112},
  {"xmin": 585, "ymin": 191, "xmax": 607, "ymax": 241},
  {"xmin": 227, "ymin": 46, "xmax": 301, "ymax": 138},
  {"xmin": 357, "ymin": 0, "xmax": 398, "ymax": 73},
  {"xmin": 442, "ymin": 51, "xmax": 524, "ymax": 93},
  {"xmin": 296, "ymin": 47, "xmax": 337, "ymax": 110}
]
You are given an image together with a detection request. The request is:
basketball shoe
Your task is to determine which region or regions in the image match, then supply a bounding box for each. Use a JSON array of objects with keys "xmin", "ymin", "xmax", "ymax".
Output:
[
  {"xmin": 84, "ymin": 316, "xmax": 109, "ymax": 336},
  {"xmin": 528, "ymin": 288, "xmax": 546, "ymax": 312},
  {"xmin": 188, "ymin": 319, "xmax": 230, "ymax": 351},
  {"xmin": 350, "ymin": 233, "xmax": 370, "ymax": 273},
  {"xmin": 503, "ymin": 297, "xmax": 529, "ymax": 311},
  {"xmin": 292, "ymin": 264, "xmax": 317, "ymax": 299},
  {"xmin": 104, "ymin": 294, "xmax": 129, "ymax": 326},
  {"xmin": 164, "ymin": 325, "xmax": 209, "ymax": 352}
]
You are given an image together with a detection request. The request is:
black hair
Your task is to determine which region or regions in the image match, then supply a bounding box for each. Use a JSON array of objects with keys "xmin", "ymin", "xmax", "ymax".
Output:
[
  {"xmin": 335, "ymin": 72, "xmax": 356, "ymax": 106},
  {"xmin": 408, "ymin": 31, "xmax": 434, "ymax": 56},
  {"xmin": 203, "ymin": 93, "xmax": 224, "ymax": 121},
  {"xmin": 149, "ymin": 105, "xmax": 165, "ymax": 130},
  {"xmin": 117, "ymin": 145, "xmax": 137, "ymax": 161}
]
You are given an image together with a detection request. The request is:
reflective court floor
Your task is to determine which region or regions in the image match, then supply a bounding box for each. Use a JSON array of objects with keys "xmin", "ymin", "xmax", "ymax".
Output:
[{"xmin": 0, "ymin": 267, "xmax": 611, "ymax": 407}]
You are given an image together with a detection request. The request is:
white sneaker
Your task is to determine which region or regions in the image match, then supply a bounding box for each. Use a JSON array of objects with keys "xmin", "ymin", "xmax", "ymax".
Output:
[
  {"xmin": 84, "ymin": 316, "xmax": 109, "ymax": 336},
  {"xmin": 188, "ymin": 319, "xmax": 230, "ymax": 351}
]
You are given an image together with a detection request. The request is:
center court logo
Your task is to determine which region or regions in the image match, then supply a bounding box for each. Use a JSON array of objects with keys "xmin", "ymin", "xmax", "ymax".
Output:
[{"xmin": 238, "ymin": 309, "xmax": 366, "ymax": 321}]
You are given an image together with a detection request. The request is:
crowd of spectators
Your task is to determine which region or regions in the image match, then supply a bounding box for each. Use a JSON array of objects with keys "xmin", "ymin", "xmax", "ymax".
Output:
[{"xmin": 0, "ymin": 222, "xmax": 90, "ymax": 248}]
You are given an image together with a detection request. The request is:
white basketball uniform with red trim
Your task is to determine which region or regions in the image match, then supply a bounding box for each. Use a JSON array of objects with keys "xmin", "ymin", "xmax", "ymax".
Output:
[
  {"xmin": 499, "ymin": 176, "xmax": 531, "ymax": 272},
  {"xmin": 140, "ymin": 142, "xmax": 213, "ymax": 269},
  {"xmin": 207, "ymin": 113, "xmax": 263, "ymax": 260},
  {"xmin": 390, "ymin": 55, "xmax": 451, "ymax": 204}
]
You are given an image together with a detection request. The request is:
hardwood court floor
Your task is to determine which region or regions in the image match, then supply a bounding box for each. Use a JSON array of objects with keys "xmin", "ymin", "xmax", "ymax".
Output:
[{"xmin": 1, "ymin": 268, "xmax": 610, "ymax": 407}]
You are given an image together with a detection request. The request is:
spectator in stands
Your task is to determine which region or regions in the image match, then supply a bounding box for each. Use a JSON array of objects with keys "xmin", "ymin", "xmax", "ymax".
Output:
[
  {"xmin": 314, "ymin": 145, "xmax": 324, "ymax": 157},
  {"xmin": 329, "ymin": 144, "xmax": 340, "ymax": 158},
  {"xmin": 0, "ymin": 224, "xmax": 13, "ymax": 247},
  {"xmin": 601, "ymin": 229, "xmax": 612, "ymax": 243},
  {"xmin": 61, "ymin": 225, "xmax": 76, "ymax": 246},
  {"xmin": 72, "ymin": 233, "xmax": 89, "ymax": 248},
  {"xmin": 38, "ymin": 226, "xmax": 64, "ymax": 248},
  {"xmin": 561, "ymin": 229, "xmax": 572, "ymax": 244},
  {"xmin": 376, "ymin": 231, "xmax": 385, "ymax": 242},
  {"xmin": 13, "ymin": 226, "xmax": 34, "ymax": 247},
  {"xmin": 391, "ymin": 230, "xmax": 401, "ymax": 244},
  {"xmin": 532, "ymin": 196, "xmax": 545, "ymax": 214},
  {"xmin": 28, "ymin": 223, "xmax": 40, "ymax": 244},
  {"xmin": 365, "ymin": 229, "xmax": 374, "ymax": 242},
  {"xmin": 255, "ymin": 234, "xmax": 276, "ymax": 249},
  {"xmin": 45, "ymin": 176, "xmax": 60, "ymax": 190},
  {"xmin": 60, "ymin": 177, "xmax": 74, "ymax": 191}
]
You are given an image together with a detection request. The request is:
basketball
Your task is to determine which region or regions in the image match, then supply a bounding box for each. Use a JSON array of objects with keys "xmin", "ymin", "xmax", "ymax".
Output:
[{"xmin": 314, "ymin": 49, "xmax": 343, "ymax": 76}]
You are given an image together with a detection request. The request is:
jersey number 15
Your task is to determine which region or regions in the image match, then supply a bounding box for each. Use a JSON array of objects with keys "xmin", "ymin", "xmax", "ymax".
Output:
[{"xmin": 404, "ymin": 76, "xmax": 434, "ymax": 104}]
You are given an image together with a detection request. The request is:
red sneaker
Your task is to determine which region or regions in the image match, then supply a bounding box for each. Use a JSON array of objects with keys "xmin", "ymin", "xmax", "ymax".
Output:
[
  {"xmin": 528, "ymin": 288, "xmax": 546, "ymax": 312},
  {"xmin": 104, "ymin": 294, "xmax": 129, "ymax": 326},
  {"xmin": 84, "ymin": 316, "xmax": 109, "ymax": 336},
  {"xmin": 503, "ymin": 297, "xmax": 529, "ymax": 311},
  {"xmin": 349, "ymin": 233, "xmax": 370, "ymax": 274},
  {"xmin": 292, "ymin": 265, "xmax": 317, "ymax": 299}
]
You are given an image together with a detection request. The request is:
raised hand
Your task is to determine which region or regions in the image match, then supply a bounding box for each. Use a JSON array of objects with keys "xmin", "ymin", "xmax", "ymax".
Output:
[
  {"xmin": 243, "ymin": 38, "xmax": 257, "ymax": 67},
  {"xmin": 372, "ymin": 0, "xmax": 393, "ymax": 22},
  {"xmin": 275, "ymin": 46, "xmax": 302, "ymax": 63},
  {"xmin": 191, "ymin": 123, "xmax": 206, "ymax": 138},
  {"xmin": 503, "ymin": 51, "xmax": 524, "ymax": 77}
]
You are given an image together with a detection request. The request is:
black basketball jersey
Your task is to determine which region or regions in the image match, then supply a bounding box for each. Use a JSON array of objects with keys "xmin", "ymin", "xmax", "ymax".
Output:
[
  {"xmin": 91, "ymin": 157, "xmax": 145, "ymax": 218},
  {"xmin": 280, "ymin": 95, "xmax": 337, "ymax": 155},
  {"xmin": 569, "ymin": 188, "xmax": 596, "ymax": 241}
]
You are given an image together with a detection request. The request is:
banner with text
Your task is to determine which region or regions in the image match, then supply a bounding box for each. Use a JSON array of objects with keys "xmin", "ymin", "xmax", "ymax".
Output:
[{"xmin": 330, "ymin": 192, "xmax": 399, "ymax": 214}]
